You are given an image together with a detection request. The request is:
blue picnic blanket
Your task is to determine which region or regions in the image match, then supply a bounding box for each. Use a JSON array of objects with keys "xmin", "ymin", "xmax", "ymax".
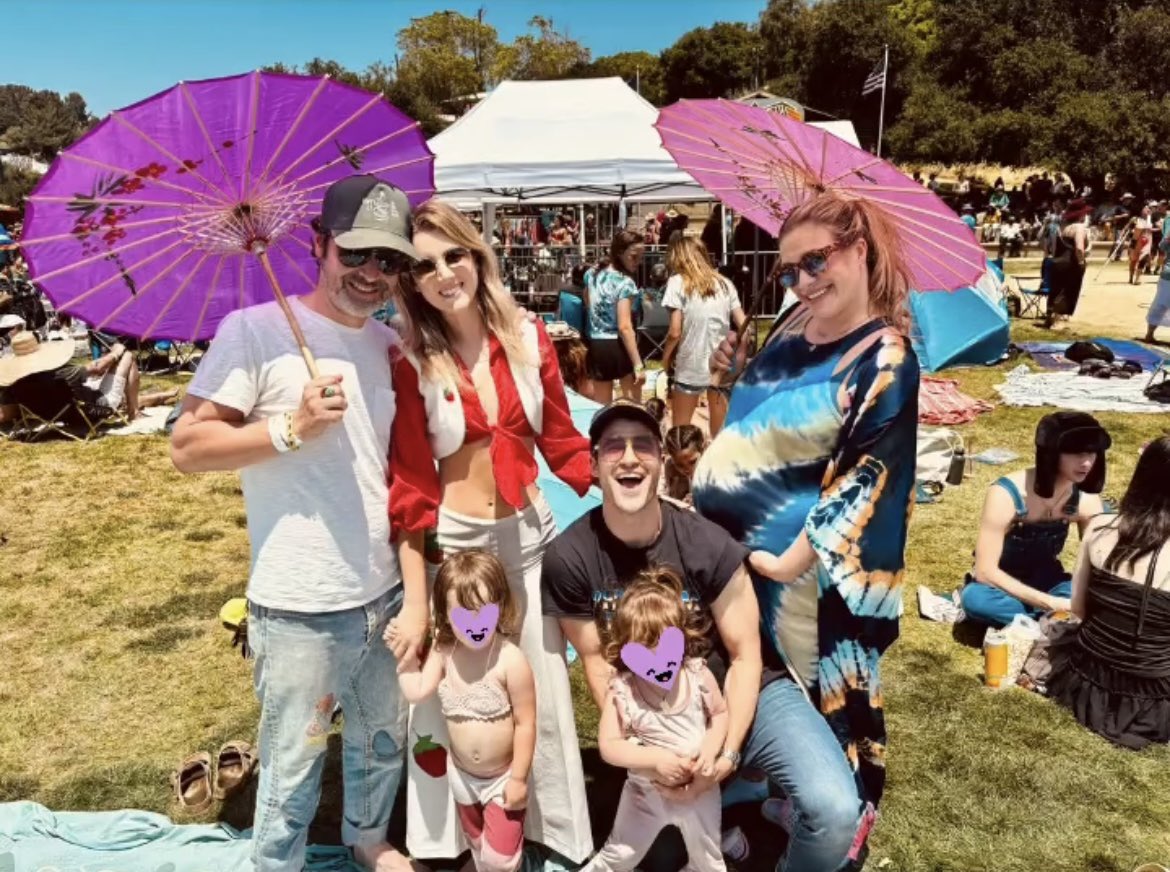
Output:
[
  {"xmin": 1017, "ymin": 338, "xmax": 1169, "ymax": 371},
  {"xmin": 537, "ymin": 389, "xmax": 602, "ymax": 532},
  {"xmin": 0, "ymin": 801, "xmax": 578, "ymax": 872},
  {"xmin": 0, "ymin": 801, "xmax": 354, "ymax": 871}
]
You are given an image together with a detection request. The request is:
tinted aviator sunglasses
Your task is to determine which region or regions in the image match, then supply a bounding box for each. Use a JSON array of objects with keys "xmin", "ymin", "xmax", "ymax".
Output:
[
  {"xmin": 772, "ymin": 241, "xmax": 846, "ymax": 290},
  {"xmin": 595, "ymin": 434, "xmax": 660, "ymax": 463}
]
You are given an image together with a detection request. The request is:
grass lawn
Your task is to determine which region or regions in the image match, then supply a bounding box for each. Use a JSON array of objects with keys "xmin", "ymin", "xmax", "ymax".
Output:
[{"xmin": 1, "ymin": 328, "xmax": 1168, "ymax": 872}]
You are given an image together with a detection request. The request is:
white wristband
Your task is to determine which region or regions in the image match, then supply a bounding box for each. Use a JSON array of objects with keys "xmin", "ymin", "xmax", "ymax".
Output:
[{"xmin": 268, "ymin": 414, "xmax": 291, "ymax": 453}]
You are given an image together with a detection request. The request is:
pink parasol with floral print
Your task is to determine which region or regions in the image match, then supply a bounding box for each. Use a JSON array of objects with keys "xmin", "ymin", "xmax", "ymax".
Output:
[
  {"xmin": 20, "ymin": 71, "xmax": 434, "ymax": 374},
  {"xmin": 655, "ymin": 98, "xmax": 984, "ymax": 291}
]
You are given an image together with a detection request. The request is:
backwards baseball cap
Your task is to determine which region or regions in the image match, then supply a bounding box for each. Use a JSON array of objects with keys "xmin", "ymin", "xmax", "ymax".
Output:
[
  {"xmin": 320, "ymin": 175, "xmax": 418, "ymax": 258},
  {"xmin": 589, "ymin": 398, "xmax": 663, "ymax": 447}
]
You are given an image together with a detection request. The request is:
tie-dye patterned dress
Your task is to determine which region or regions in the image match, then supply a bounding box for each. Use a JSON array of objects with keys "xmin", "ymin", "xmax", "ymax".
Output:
[{"xmin": 691, "ymin": 315, "xmax": 919, "ymax": 805}]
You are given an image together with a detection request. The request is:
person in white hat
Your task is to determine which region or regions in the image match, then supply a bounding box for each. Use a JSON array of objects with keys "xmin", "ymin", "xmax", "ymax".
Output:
[
  {"xmin": 0, "ymin": 332, "xmax": 174, "ymax": 426},
  {"xmin": 0, "ymin": 314, "xmax": 25, "ymax": 356}
]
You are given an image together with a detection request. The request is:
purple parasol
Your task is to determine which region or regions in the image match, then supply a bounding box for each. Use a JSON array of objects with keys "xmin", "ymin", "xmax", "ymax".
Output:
[
  {"xmin": 655, "ymin": 99, "xmax": 985, "ymax": 291},
  {"xmin": 21, "ymin": 70, "xmax": 434, "ymax": 365}
]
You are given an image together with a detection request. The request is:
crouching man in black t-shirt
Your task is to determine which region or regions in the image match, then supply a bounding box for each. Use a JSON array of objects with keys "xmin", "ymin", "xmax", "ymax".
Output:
[{"xmin": 542, "ymin": 399, "xmax": 772, "ymax": 870}]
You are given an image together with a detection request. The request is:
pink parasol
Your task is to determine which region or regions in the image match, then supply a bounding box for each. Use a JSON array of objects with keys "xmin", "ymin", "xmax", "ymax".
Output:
[
  {"xmin": 655, "ymin": 99, "xmax": 985, "ymax": 291},
  {"xmin": 20, "ymin": 71, "xmax": 435, "ymax": 375}
]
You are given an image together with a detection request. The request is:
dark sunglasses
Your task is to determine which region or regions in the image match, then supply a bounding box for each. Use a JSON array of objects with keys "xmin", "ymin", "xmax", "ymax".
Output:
[
  {"xmin": 773, "ymin": 241, "xmax": 846, "ymax": 290},
  {"xmin": 410, "ymin": 247, "xmax": 473, "ymax": 280},
  {"xmin": 335, "ymin": 244, "xmax": 416, "ymax": 276},
  {"xmin": 595, "ymin": 434, "xmax": 661, "ymax": 463}
]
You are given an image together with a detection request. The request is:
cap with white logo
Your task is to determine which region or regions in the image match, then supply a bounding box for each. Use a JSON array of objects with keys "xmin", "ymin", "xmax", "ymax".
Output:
[{"xmin": 320, "ymin": 175, "xmax": 418, "ymax": 258}]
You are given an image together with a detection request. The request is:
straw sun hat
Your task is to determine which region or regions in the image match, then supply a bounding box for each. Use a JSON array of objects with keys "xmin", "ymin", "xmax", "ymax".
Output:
[{"xmin": 0, "ymin": 331, "xmax": 74, "ymax": 386}]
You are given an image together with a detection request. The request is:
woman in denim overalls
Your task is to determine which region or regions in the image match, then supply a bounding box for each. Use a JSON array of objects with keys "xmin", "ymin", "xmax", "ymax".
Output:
[{"xmin": 961, "ymin": 412, "xmax": 1110, "ymax": 628}]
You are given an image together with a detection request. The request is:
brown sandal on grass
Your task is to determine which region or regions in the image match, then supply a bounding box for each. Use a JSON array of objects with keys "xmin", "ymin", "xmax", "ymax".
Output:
[
  {"xmin": 171, "ymin": 751, "xmax": 213, "ymax": 813},
  {"xmin": 214, "ymin": 740, "xmax": 257, "ymax": 799}
]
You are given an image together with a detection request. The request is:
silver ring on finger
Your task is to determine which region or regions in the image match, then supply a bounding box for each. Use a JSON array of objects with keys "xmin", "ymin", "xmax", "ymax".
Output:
[{"xmin": 322, "ymin": 386, "xmax": 337, "ymax": 399}]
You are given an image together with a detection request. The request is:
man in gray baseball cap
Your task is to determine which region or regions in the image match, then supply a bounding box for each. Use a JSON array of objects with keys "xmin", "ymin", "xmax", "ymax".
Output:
[
  {"xmin": 319, "ymin": 174, "xmax": 419, "ymax": 259},
  {"xmin": 172, "ymin": 174, "xmax": 429, "ymax": 872}
]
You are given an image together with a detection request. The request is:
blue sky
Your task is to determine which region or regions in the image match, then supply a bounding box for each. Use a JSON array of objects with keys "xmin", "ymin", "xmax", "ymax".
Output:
[{"xmin": 5, "ymin": 0, "xmax": 767, "ymax": 116}]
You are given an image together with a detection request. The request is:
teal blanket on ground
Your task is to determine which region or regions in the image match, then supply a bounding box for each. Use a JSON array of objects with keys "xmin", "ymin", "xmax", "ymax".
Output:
[
  {"xmin": 0, "ymin": 801, "xmax": 355, "ymax": 871},
  {"xmin": 0, "ymin": 802, "xmax": 577, "ymax": 872}
]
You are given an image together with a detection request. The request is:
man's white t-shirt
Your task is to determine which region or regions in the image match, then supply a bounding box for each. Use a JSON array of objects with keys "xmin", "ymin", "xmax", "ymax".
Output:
[
  {"xmin": 188, "ymin": 297, "xmax": 400, "ymax": 613},
  {"xmin": 661, "ymin": 274, "xmax": 742, "ymax": 388}
]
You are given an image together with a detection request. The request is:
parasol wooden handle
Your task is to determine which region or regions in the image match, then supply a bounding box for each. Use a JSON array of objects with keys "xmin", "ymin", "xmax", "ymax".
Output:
[{"xmin": 256, "ymin": 248, "xmax": 320, "ymax": 379}]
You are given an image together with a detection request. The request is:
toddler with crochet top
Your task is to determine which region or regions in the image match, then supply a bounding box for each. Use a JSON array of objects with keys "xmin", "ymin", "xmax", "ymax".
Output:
[
  {"xmin": 395, "ymin": 549, "xmax": 536, "ymax": 872},
  {"xmin": 582, "ymin": 567, "xmax": 729, "ymax": 872}
]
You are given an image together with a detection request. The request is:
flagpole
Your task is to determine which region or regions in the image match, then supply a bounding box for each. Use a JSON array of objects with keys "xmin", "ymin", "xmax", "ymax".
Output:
[{"xmin": 876, "ymin": 43, "xmax": 889, "ymax": 158}]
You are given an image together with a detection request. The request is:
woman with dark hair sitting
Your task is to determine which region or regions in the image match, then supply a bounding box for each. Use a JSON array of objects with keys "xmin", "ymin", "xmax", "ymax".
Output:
[
  {"xmin": 960, "ymin": 412, "xmax": 1109, "ymax": 627},
  {"xmin": 1048, "ymin": 435, "xmax": 1170, "ymax": 749}
]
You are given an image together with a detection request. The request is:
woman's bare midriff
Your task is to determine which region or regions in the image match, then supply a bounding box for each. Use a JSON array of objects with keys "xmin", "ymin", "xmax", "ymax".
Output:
[
  {"xmin": 439, "ymin": 436, "xmax": 540, "ymax": 520},
  {"xmin": 447, "ymin": 713, "xmax": 516, "ymax": 778}
]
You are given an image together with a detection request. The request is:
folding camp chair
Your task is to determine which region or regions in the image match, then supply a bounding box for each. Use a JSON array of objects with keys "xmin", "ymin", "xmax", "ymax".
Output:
[
  {"xmin": 12, "ymin": 400, "xmax": 126, "ymax": 442},
  {"xmin": 12, "ymin": 403, "xmax": 81, "ymax": 442},
  {"xmin": 1009, "ymin": 274, "xmax": 1049, "ymax": 320}
]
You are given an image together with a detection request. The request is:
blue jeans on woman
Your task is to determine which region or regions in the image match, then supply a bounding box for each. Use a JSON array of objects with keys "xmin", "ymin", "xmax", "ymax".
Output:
[
  {"xmin": 643, "ymin": 676, "xmax": 861, "ymax": 872},
  {"xmin": 960, "ymin": 576, "xmax": 1073, "ymax": 628},
  {"xmin": 248, "ymin": 585, "xmax": 406, "ymax": 872}
]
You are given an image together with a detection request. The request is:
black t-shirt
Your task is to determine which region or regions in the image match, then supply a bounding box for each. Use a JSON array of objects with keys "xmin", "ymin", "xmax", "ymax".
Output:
[
  {"xmin": 1, "ymin": 365, "xmax": 103, "ymax": 421},
  {"xmin": 541, "ymin": 501, "xmax": 784, "ymax": 686}
]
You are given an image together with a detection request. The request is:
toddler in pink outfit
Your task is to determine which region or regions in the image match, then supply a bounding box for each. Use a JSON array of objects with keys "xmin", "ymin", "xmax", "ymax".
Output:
[{"xmin": 583, "ymin": 567, "xmax": 729, "ymax": 872}]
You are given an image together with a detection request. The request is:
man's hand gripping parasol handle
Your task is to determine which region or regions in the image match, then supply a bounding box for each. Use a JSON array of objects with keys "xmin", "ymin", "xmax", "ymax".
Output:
[{"xmin": 254, "ymin": 246, "xmax": 320, "ymax": 379}]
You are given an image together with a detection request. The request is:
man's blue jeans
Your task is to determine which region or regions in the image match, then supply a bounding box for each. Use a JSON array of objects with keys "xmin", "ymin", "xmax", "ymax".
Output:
[
  {"xmin": 248, "ymin": 585, "xmax": 406, "ymax": 872},
  {"xmin": 741, "ymin": 677, "xmax": 862, "ymax": 872}
]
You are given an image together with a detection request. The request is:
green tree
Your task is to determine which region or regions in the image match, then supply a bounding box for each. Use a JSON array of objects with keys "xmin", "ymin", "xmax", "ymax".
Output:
[
  {"xmin": 0, "ymin": 86, "xmax": 93, "ymax": 161},
  {"xmin": 576, "ymin": 51, "xmax": 664, "ymax": 105},
  {"xmin": 758, "ymin": 0, "xmax": 811, "ymax": 98},
  {"xmin": 888, "ymin": 0, "xmax": 937, "ymax": 57},
  {"xmin": 396, "ymin": 10, "xmax": 499, "ymax": 105},
  {"xmin": 495, "ymin": 16, "xmax": 590, "ymax": 82},
  {"xmin": 262, "ymin": 59, "xmax": 443, "ymax": 136},
  {"xmin": 0, "ymin": 164, "xmax": 40, "ymax": 209},
  {"xmin": 1109, "ymin": 6, "xmax": 1170, "ymax": 98},
  {"xmin": 660, "ymin": 22, "xmax": 764, "ymax": 103}
]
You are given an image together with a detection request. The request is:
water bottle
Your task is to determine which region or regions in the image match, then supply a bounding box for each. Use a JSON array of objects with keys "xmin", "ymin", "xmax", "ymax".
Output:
[{"xmin": 946, "ymin": 447, "xmax": 966, "ymax": 486}]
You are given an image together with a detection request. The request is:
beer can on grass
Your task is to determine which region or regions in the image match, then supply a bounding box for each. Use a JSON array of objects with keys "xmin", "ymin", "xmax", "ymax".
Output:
[{"xmin": 984, "ymin": 629, "xmax": 1010, "ymax": 688}]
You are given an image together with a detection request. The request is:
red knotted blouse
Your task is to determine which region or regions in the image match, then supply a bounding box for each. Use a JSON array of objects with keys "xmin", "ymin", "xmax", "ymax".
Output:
[{"xmin": 389, "ymin": 322, "xmax": 591, "ymax": 536}]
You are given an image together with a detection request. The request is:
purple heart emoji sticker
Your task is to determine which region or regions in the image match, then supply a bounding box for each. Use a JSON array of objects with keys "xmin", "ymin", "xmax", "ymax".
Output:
[
  {"xmin": 450, "ymin": 603, "xmax": 500, "ymax": 650},
  {"xmin": 620, "ymin": 626, "xmax": 685, "ymax": 690}
]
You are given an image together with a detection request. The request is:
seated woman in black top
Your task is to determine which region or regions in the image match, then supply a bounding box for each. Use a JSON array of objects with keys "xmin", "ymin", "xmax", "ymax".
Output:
[{"xmin": 1049, "ymin": 435, "xmax": 1170, "ymax": 750}]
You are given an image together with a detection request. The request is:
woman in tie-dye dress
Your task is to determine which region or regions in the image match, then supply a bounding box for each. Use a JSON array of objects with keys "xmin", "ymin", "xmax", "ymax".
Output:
[{"xmin": 692, "ymin": 193, "xmax": 919, "ymax": 870}]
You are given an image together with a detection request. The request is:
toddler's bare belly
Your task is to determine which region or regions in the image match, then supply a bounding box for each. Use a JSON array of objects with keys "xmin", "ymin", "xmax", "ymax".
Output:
[{"xmin": 448, "ymin": 715, "xmax": 515, "ymax": 777}]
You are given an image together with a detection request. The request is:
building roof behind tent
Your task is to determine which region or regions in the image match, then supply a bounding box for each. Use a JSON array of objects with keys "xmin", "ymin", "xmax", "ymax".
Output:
[{"xmin": 429, "ymin": 77, "xmax": 706, "ymax": 204}]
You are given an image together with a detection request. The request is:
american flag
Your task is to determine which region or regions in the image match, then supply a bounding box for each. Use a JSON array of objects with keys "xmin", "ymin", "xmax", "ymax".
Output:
[{"xmin": 862, "ymin": 60, "xmax": 886, "ymax": 97}]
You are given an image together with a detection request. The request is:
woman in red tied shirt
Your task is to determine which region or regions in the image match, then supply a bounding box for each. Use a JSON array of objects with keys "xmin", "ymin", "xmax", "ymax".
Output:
[{"xmin": 385, "ymin": 200, "xmax": 594, "ymax": 867}]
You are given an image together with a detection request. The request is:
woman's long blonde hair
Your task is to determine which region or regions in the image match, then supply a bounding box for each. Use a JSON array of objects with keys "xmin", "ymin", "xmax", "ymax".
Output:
[
  {"xmin": 778, "ymin": 192, "xmax": 912, "ymax": 334},
  {"xmin": 667, "ymin": 236, "xmax": 723, "ymax": 298},
  {"xmin": 394, "ymin": 200, "xmax": 531, "ymax": 387}
]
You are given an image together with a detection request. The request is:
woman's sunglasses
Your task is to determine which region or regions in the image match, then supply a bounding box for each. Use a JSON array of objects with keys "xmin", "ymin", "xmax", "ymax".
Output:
[
  {"xmin": 335, "ymin": 244, "xmax": 417, "ymax": 276},
  {"xmin": 410, "ymin": 247, "xmax": 473, "ymax": 280},
  {"xmin": 773, "ymin": 241, "xmax": 846, "ymax": 290}
]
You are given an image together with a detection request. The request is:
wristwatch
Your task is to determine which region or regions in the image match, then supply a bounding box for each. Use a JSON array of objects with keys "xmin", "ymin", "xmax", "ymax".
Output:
[{"xmin": 719, "ymin": 748, "xmax": 742, "ymax": 770}]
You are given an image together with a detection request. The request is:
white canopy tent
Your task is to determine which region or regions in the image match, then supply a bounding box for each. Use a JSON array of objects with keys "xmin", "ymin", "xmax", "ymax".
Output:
[
  {"xmin": 428, "ymin": 77, "xmax": 862, "ymax": 255},
  {"xmin": 429, "ymin": 77, "xmax": 707, "ymax": 207}
]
